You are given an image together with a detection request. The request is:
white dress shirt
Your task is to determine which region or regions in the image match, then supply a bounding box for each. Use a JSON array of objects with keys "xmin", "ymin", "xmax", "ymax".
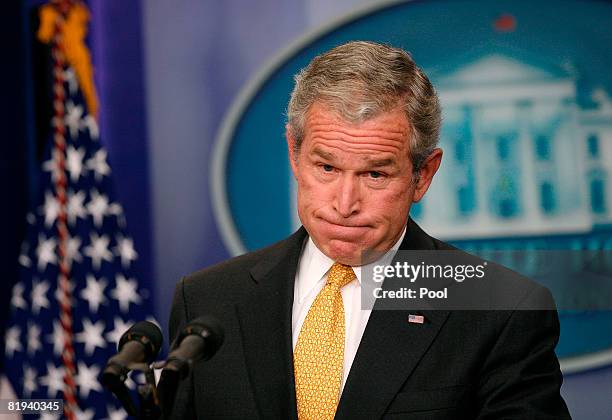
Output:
[{"xmin": 291, "ymin": 228, "xmax": 406, "ymax": 391}]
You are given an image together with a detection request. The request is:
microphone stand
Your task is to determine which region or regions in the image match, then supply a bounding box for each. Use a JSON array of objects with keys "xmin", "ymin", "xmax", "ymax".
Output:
[
  {"xmin": 127, "ymin": 362, "xmax": 162, "ymax": 420},
  {"xmin": 152, "ymin": 359, "xmax": 181, "ymax": 420},
  {"xmin": 104, "ymin": 361, "xmax": 162, "ymax": 419}
]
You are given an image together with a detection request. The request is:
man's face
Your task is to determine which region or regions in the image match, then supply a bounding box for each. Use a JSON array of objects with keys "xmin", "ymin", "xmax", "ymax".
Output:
[{"xmin": 287, "ymin": 102, "xmax": 441, "ymax": 266}]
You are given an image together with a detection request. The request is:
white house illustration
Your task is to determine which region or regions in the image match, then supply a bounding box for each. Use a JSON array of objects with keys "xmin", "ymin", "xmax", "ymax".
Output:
[{"xmin": 415, "ymin": 54, "xmax": 612, "ymax": 242}]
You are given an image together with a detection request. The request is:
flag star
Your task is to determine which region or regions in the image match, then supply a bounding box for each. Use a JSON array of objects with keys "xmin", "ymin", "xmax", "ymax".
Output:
[
  {"xmin": 109, "ymin": 202, "xmax": 123, "ymax": 217},
  {"xmin": 66, "ymin": 145, "xmax": 87, "ymax": 182},
  {"xmin": 19, "ymin": 241, "xmax": 32, "ymax": 268},
  {"xmin": 105, "ymin": 317, "xmax": 132, "ymax": 348},
  {"xmin": 42, "ymin": 150, "xmax": 62, "ymax": 183},
  {"xmin": 65, "ymin": 100, "xmax": 84, "ymax": 139},
  {"xmin": 86, "ymin": 149, "xmax": 110, "ymax": 181},
  {"xmin": 74, "ymin": 406, "xmax": 95, "ymax": 420},
  {"xmin": 11, "ymin": 282, "xmax": 27, "ymax": 311},
  {"xmin": 83, "ymin": 232, "xmax": 113, "ymax": 270},
  {"xmin": 40, "ymin": 362, "xmax": 65, "ymax": 397},
  {"xmin": 80, "ymin": 275, "xmax": 108, "ymax": 312},
  {"xmin": 105, "ymin": 405, "xmax": 127, "ymax": 420},
  {"xmin": 19, "ymin": 251, "xmax": 32, "ymax": 268},
  {"xmin": 114, "ymin": 236, "xmax": 138, "ymax": 268},
  {"xmin": 5, "ymin": 326, "xmax": 22, "ymax": 357},
  {"xmin": 75, "ymin": 361, "xmax": 102, "ymax": 398},
  {"xmin": 27, "ymin": 212, "xmax": 36, "ymax": 225},
  {"xmin": 54, "ymin": 279, "xmax": 76, "ymax": 305},
  {"xmin": 41, "ymin": 190, "xmax": 60, "ymax": 228},
  {"xmin": 76, "ymin": 318, "xmax": 106, "ymax": 355},
  {"xmin": 40, "ymin": 411, "xmax": 60, "ymax": 420},
  {"xmin": 27, "ymin": 322, "xmax": 42, "ymax": 355},
  {"xmin": 23, "ymin": 365, "xmax": 38, "ymax": 397},
  {"xmin": 66, "ymin": 235, "xmax": 83, "ymax": 269},
  {"xmin": 82, "ymin": 114, "xmax": 99, "ymax": 140},
  {"xmin": 31, "ymin": 279, "xmax": 50, "ymax": 315},
  {"xmin": 63, "ymin": 67, "xmax": 78, "ymax": 94},
  {"xmin": 125, "ymin": 371, "xmax": 145, "ymax": 390},
  {"xmin": 110, "ymin": 203, "xmax": 126, "ymax": 228},
  {"xmin": 111, "ymin": 274, "xmax": 142, "ymax": 313},
  {"xmin": 47, "ymin": 319, "xmax": 64, "ymax": 356},
  {"xmin": 36, "ymin": 233, "xmax": 57, "ymax": 271},
  {"xmin": 87, "ymin": 190, "xmax": 110, "ymax": 227},
  {"xmin": 67, "ymin": 190, "xmax": 87, "ymax": 225}
]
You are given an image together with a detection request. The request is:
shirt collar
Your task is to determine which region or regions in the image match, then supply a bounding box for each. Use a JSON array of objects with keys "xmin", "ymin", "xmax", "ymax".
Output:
[{"xmin": 296, "ymin": 226, "xmax": 407, "ymax": 304}]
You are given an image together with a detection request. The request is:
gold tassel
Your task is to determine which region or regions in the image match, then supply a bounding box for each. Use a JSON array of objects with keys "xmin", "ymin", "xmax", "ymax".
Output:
[{"xmin": 38, "ymin": 1, "xmax": 99, "ymax": 119}]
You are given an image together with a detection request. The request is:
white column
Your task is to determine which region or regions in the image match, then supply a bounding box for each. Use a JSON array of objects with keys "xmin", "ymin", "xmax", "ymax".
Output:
[
  {"xmin": 471, "ymin": 102, "xmax": 493, "ymax": 227},
  {"xmin": 516, "ymin": 101, "xmax": 541, "ymax": 227}
]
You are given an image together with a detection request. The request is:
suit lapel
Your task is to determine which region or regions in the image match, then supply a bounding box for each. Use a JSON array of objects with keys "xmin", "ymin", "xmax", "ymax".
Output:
[
  {"xmin": 336, "ymin": 218, "xmax": 451, "ymax": 419},
  {"xmin": 235, "ymin": 228, "xmax": 306, "ymax": 420}
]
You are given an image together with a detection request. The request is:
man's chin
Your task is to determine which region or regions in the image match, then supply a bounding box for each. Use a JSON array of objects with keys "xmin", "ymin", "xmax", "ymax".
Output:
[
  {"xmin": 318, "ymin": 236, "xmax": 393, "ymax": 266},
  {"xmin": 324, "ymin": 240, "xmax": 373, "ymax": 266}
]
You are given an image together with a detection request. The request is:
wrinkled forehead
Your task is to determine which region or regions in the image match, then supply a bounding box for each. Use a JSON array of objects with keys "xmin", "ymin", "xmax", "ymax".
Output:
[
  {"xmin": 302, "ymin": 101, "xmax": 414, "ymax": 161},
  {"xmin": 303, "ymin": 101, "xmax": 412, "ymax": 143}
]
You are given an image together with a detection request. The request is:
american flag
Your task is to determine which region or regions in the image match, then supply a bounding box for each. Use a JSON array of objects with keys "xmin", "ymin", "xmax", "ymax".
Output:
[{"xmin": 4, "ymin": 2, "xmax": 155, "ymax": 419}]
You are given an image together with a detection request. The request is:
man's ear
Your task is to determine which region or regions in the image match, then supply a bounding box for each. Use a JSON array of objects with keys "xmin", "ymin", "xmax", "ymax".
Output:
[
  {"xmin": 286, "ymin": 124, "xmax": 298, "ymax": 178},
  {"xmin": 413, "ymin": 148, "xmax": 443, "ymax": 203}
]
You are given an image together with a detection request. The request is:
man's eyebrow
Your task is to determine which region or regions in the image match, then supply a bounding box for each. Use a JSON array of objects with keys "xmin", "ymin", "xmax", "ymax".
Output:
[
  {"xmin": 311, "ymin": 148, "xmax": 397, "ymax": 168},
  {"xmin": 364, "ymin": 158, "xmax": 396, "ymax": 168},
  {"xmin": 311, "ymin": 148, "xmax": 336, "ymax": 161}
]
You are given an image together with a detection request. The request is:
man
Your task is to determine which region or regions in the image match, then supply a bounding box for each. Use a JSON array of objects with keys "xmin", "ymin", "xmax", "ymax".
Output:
[{"xmin": 164, "ymin": 41, "xmax": 570, "ymax": 419}]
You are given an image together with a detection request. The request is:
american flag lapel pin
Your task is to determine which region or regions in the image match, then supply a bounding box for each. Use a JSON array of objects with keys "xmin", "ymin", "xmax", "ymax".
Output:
[{"xmin": 408, "ymin": 314, "xmax": 425, "ymax": 324}]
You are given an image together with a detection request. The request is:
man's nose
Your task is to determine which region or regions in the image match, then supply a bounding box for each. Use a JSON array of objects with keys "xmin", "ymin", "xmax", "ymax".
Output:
[{"xmin": 334, "ymin": 174, "xmax": 360, "ymax": 218}]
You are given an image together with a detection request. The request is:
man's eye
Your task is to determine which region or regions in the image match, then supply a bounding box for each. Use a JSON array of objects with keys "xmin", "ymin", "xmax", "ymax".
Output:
[
  {"xmin": 369, "ymin": 171, "xmax": 382, "ymax": 179},
  {"xmin": 322, "ymin": 164, "xmax": 334, "ymax": 172}
]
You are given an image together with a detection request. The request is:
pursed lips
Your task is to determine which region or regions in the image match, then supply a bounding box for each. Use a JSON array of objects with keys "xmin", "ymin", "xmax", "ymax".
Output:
[{"xmin": 317, "ymin": 217, "xmax": 372, "ymax": 231}]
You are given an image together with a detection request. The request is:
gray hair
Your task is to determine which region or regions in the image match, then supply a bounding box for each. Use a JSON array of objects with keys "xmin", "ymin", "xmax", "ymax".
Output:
[{"xmin": 287, "ymin": 41, "xmax": 441, "ymax": 172}]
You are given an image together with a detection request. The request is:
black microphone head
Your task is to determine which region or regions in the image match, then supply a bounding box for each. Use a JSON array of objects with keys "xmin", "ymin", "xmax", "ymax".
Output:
[
  {"xmin": 118, "ymin": 320, "xmax": 163, "ymax": 363},
  {"xmin": 176, "ymin": 315, "xmax": 224, "ymax": 360}
]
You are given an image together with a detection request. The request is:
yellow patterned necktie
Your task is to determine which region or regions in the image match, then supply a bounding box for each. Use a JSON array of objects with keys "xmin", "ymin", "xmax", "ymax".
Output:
[{"xmin": 294, "ymin": 262, "xmax": 356, "ymax": 420}]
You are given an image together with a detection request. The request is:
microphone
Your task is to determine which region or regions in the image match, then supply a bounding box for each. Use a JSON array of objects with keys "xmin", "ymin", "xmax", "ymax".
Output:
[
  {"xmin": 101, "ymin": 320, "xmax": 163, "ymax": 416},
  {"xmin": 164, "ymin": 315, "xmax": 224, "ymax": 379},
  {"xmin": 157, "ymin": 316, "xmax": 224, "ymax": 418}
]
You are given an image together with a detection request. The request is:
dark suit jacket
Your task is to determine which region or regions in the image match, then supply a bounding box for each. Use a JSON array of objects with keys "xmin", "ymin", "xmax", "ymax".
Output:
[{"xmin": 162, "ymin": 219, "xmax": 571, "ymax": 419}]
